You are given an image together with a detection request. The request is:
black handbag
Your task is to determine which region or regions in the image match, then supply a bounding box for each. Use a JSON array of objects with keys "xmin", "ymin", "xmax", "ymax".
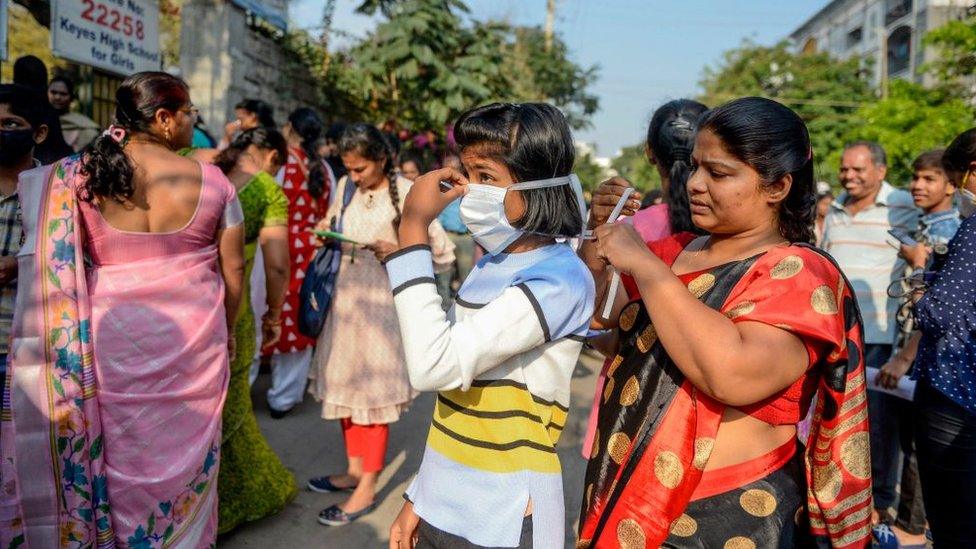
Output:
[{"xmin": 297, "ymin": 179, "xmax": 356, "ymax": 338}]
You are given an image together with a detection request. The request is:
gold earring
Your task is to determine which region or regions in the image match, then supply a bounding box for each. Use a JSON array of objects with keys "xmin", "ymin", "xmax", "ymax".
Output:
[{"xmin": 165, "ymin": 127, "xmax": 172, "ymax": 141}]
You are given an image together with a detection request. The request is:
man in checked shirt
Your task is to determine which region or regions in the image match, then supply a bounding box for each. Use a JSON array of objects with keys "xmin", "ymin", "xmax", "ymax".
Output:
[{"xmin": 0, "ymin": 84, "xmax": 49, "ymax": 398}]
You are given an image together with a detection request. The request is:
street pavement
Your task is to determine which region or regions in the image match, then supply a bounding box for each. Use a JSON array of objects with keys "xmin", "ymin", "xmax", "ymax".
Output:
[{"xmin": 219, "ymin": 351, "xmax": 603, "ymax": 548}]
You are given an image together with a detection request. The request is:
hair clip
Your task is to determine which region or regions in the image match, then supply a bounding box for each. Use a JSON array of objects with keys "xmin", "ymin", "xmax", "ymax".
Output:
[
  {"xmin": 668, "ymin": 118, "xmax": 693, "ymax": 130},
  {"xmin": 103, "ymin": 125, "xmax": 128, "ymax": 145}
]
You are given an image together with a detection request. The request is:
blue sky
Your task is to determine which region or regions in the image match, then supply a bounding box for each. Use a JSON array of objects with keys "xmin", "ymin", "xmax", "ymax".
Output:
[{"xmin": 289, "ymin": 0, "xmax": 828, "ymax": 156}]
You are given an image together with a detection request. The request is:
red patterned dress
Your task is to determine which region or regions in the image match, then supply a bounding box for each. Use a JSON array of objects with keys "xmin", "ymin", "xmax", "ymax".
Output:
[
  {"xmin": 579, "ymin": 233, "xmax": 871, "ymax": 549},
  {"xmin": 264, "ymin": 147, "xmax": 328, "ymax": 355}
]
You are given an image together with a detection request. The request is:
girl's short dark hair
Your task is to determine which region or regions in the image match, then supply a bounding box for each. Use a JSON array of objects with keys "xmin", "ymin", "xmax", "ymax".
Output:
[
  {"xmin": 647, "ymin": 99, "xmax": 708, "ymax": 234},
  {"xmin": 78, "ymin": 71, "xmax": 190, "ymax": 203},
  {"xmin": 214, "ymin": 127, "xmax": 288, "ymax": 175},
  {"xmin": 698, "ymin": 97, "xmax": 815, "ymax": 243},
  {"xmin": 453, "ymin": 102, "xmax": 582, "ymax": 238},
  {"xmin": 943, "ymin": 128, "xmax": 976, "ymax": 175},
  {"xmin": 0, "ymin": 84, "xmax": 47, "ymax": 128}
]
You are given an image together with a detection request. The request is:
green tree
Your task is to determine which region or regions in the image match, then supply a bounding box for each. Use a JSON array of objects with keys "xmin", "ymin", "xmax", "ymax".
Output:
[
  {"xmin": 340, "ymin": 0, "xmax": 598, "ymax": 133},
  {"xmin": 610, "ymin": 144, "xmax": 660, "ymax": 192},
  {"xmin": 355, "ymin": 0, "xmax": 465, "ymax": 17},
  {"xmin": 923, "ymin": 14, "xmax": 976, "ymax": 95},
  {"xmin": 844, "ymin": 80, "xmax": 974, "ymax": 185},
  {"xmin": 699, "ymin": 40, "xmax": 874, "ymax": 182},
  {"xmin": 1, "ymin": 4, "xmax": 66, "ymax": 82},
  {"xmin": 346, "ymin": 0, "xmax": 503, "ymax": 131},
  {"xmin": 160, "ymin": 0, "xmax": 184, "ymax": 70},
  {"xmin": 504, "ymin": 25, "xmax": 599, "ymax": 129}
]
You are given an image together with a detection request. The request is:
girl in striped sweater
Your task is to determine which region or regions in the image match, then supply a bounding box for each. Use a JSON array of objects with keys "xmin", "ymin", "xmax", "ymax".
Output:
[{"xmin": 384, "ymin": 102, "xmax": 595, "ymax": 548}]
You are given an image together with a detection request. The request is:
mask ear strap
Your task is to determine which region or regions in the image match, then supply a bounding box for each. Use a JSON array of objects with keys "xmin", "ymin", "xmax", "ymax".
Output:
[
  {"xmin": 569, "ymin": 174, "xmax": 586, "ymax": 237},
  {"xmin": 509, "ymin": 175, "xmax": 575, "ymax": 191}
]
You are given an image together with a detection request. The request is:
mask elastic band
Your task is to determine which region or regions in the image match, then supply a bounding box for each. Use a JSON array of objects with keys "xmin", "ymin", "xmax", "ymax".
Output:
[{"xmin": 509, "ymin": 174, "xmax": 578, "ymax": 191}]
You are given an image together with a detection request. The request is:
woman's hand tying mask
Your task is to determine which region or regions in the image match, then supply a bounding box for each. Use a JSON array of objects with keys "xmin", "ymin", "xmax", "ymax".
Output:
[
  {"xmin": 588, "ymin": 177, "xmax": 642, "ymax": 228},
  {"xmin": 593, "ymin": 223, "xmax": 656, "ymax": 276}
]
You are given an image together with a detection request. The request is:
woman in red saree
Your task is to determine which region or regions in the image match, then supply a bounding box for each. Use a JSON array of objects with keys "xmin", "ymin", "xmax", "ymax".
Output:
[{"xmin": 578, "ymin": 97, "xmax": 871, "ymax": 548}]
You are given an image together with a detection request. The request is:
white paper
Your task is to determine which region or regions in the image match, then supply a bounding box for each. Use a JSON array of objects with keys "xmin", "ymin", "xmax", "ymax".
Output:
[{"xmin": 865, "ymin": 366, "xmax": 916, "ymax": 401}]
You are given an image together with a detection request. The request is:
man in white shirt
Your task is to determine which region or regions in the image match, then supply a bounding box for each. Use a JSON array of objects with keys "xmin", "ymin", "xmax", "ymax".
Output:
[{"xmin": 820, "ymin": 141, "xmax": 919, "ymax": 525}]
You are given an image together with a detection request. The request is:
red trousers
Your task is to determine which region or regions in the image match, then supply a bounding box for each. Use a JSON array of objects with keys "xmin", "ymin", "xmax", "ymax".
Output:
[{"xmin": 340, "ymin": 418, "xmax": 388, "ymax": 473}]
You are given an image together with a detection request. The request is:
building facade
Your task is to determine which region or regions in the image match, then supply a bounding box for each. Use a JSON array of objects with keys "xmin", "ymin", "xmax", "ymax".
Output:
[
  {"xmin": 180, "ymin": 0, "xmax": 327, "ymax": 139},
  {"xmin": 790, "ymin": 0, "xmax": 975, "ymax": 86}
]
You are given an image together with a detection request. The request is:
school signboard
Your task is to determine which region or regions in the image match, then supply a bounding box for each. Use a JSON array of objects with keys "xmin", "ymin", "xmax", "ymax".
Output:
[{"xmin": 51, "ymin": 0, "xmax": 161, "ymax": 76}]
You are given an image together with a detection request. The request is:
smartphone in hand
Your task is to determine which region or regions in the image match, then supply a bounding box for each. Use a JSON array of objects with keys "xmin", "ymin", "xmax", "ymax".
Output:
[{"xmin": 887, "ymin": 229, "xmax": 918, "ymax": 248}]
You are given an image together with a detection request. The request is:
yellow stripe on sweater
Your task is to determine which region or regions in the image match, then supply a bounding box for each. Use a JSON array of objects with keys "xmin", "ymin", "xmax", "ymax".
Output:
[{"xmin": 428, "ymin": 383, "xmax": 566, "ymax": 473}]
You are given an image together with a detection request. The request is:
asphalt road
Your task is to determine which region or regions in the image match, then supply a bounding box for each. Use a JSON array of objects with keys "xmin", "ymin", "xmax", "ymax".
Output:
[{"xmin": 219, "ymin": 351, "xmax": 603, "ymax": 548}]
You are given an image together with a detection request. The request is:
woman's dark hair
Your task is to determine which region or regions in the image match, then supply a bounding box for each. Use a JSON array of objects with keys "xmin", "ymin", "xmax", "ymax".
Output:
[
  {"xmin": 50, "ymin": 75, "xmax": 75, "ymax": 98},
  {"xmin": 398, "ymin": 151, "xmax": 426, "ymax": 173},
  {"xmin": 640, "ymin": 189, "xmax": 662, "ymax": 209},
  {"xmin": 338, "ymin": 123, "xmax": 401, "ymax": 230},
  {"xmin": 326, "ymin": 122, "xmax": 347, "ymax": 143},
  {"xmin": 453, "ymin": 102, "xmax": 582, "ymax": 238},
  {"xmin": 0, "ymin": 84, "xmax": 47, "ymax": 128},
  {"xmin": 236, "ymin": 99, "xmax": 276, "ymax": 129},
  {"xmin": 78, "ymin": 71, "xmax": 190, "ymax": 203},
  {"xmin": 943, "ymin": 128, "xmax": 976, "ymax": 175},
  {"xmin": 13, "ymin": 56, "xmax": 73, "ymax": 164},
  {"xmin": 697, "ymin": 97, "xmax": 815, "ymax": 243},
  {"xmin": 213, "ymin": 127, "xmax": 288, "ymax": 176},
  {"xmin": 13, "ymin": 56, "xmax": 48, "ymax": 93},
  {"xmin": 287, "ymin": 107, "xmax": 326, "ymax": 200},
  {"xmin": 647, "ymin": 99, "xmax": 708, "ymax": 234}
]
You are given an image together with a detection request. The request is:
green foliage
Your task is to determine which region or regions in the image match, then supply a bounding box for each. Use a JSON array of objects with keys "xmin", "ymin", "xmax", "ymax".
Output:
[
  {"xmin": 843, "ymin": 80, "xmax": 974, "ymax": 186},
  {"xmin": 346, "ymin": 0, "xmax": 494, "ymax": 130},
  {"xmin": 505, "ymin": 26, "xmax": 599, "ymax": 129},
  {"xmin": 160, "ymin": 0, "xmax": 183, "ymax": 70},
  {"xmin": 698, "ymin": 40, "xmax": 874, "ymax": 182},
  {"xmin": 355, "ymin": 0, "xmax": 467, "ymax": 17},
  {"xmin": 923, "ymin": 15, "xmax": 976, "ymax": 89},
  {"xmin": 610, "ymin": 144, "xmax": 660, "ymax": 192},
  {"xmin": 1, "ymin": 4, "xmax": 66, "ymax": 82},
  {"xmin": 340, "ymin": 0, "xmax": 598, "ymax": 133}
]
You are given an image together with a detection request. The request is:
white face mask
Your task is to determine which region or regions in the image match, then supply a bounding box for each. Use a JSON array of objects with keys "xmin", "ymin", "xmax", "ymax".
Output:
[
  {"xmin": 958, "ymin": 187, "xmax": 976, "ymax": 219},
  {"xmin": 459, "ymin": 174, "xmax": 585, "ymax": 256}
]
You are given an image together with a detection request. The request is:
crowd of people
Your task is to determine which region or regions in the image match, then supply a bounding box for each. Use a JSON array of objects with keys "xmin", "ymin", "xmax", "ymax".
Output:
[{"xmin": 0, "ymin": 59, "xmax": 973, "ymax": 549}]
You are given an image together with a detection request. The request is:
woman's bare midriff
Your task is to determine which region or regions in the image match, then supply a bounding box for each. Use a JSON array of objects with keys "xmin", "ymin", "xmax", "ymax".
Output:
[{"xmin": 704, "ymin": 407, "xmax": 797, "ymax": 470}]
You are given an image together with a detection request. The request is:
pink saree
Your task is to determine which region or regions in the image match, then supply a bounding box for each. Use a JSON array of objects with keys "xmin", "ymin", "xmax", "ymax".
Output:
[{"xmin": 1, "ymin": 159, "xmax": 229, "ymax": 548}]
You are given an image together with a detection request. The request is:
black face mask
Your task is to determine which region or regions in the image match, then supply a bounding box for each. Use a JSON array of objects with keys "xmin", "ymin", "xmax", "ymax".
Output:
[{"xmin": 0, "ymin": 129, "xmax": 36, "ymax": 167}]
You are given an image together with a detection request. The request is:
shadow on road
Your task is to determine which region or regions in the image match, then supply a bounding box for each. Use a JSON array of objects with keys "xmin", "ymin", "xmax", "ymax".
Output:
[{"xmin": 219, "ymin": 353, "xmax": 601, "ymax": 547}]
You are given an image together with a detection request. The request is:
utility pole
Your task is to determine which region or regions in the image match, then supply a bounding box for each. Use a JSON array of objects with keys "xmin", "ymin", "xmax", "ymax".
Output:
[
  {"xmin": 319, "ymin": 0, "xmax": 337, "ymax": 73},
  {"xmin": 322, "ymin": 0, "xmax": 337, "ymax": 39},
  {"xmin": 878, "ymin": 26, "xmax": 889, "ymax": 99},
  {"xmin": 545, "ymin": 0, "xmax": 556, "ymax": 52}
]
